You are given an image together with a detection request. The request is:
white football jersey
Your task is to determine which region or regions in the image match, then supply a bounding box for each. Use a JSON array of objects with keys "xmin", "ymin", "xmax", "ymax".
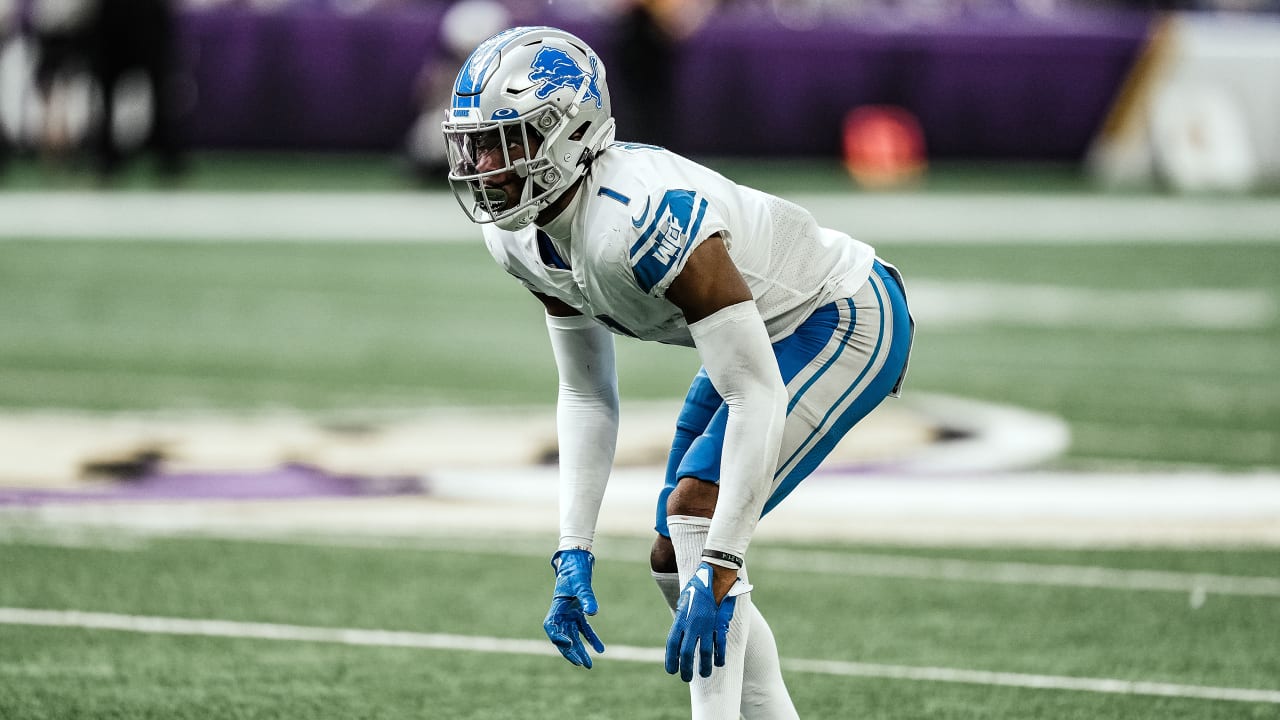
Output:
[{"xmin": 482, "ymin": 143, "xmax": 876, "ymax": 346}]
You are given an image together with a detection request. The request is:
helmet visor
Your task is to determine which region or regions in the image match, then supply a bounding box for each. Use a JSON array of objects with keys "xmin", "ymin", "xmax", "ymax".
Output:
[{"xmin": 443, "ymin": 115, "xmax": 554, "ymax": 224}]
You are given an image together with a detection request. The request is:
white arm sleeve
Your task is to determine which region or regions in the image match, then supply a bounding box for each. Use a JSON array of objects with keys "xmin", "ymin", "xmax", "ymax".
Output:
[
  {"xmin": 687, "ymin": 300, "xmax": 787, "ymax": 564},
  {"xmin": 546, "ymin": 312, "xmax": 620, "ymax": 553}
]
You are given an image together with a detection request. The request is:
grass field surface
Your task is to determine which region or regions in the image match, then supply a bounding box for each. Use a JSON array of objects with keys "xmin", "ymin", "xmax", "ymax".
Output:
[
  {"xmin": 1, "ymin": 237, "xmax": 1275, "ymax": 467},
  {"xmin": 1, "ymin": 528, "xmax": 1279, "ymax": 719},
  {"xmin": 0, "ymin": 154, "xmax": 1277, "ymax": 718}
]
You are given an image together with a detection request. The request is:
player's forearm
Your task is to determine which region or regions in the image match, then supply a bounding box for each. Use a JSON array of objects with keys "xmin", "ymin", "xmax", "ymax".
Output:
[
  {"xmin": 555, "ymin": 384, "xmax": 619, "ymax": 550},
  {"xmin": 546, "ymin": 313, "xmax": 620, "ymax": 551},
  {"xmin": 687, "ymin": 301, "xmax": 787, "ymax": 565}
]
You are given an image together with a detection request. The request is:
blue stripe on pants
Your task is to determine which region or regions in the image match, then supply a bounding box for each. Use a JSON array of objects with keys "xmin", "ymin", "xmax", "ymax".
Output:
[{"xmin": 653, "ymin": 261, "xmax": 913, "ymax": 537}]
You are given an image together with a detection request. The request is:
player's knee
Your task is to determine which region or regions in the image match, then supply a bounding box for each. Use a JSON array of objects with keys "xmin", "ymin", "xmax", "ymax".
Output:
[
  {"xmin": 650, "ymin": 534, "xmax": 677, "ymax": 573},
  {"xmin": 666, "ymin": 476, "xmax": 718, "ymax": 519}
]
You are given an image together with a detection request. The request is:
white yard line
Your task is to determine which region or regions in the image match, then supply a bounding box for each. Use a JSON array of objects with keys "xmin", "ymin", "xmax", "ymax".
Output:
[
  {"xmin": 1, "ymin": 607, "xmax": 1276, "ymax": 704},
  {"xmin": 0, "ymin": 191, "xmax": 1277, "ymax": 243}
]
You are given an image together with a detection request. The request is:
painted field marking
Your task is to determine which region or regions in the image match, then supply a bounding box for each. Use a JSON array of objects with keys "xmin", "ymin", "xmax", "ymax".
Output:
[{"xmin": 1, "ymin": 607, "xmax": 1277, "ymax": 705}]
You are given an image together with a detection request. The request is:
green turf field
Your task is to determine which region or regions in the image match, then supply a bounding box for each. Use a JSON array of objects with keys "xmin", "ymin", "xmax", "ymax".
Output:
[
  {"xmin": 3, "ymin": 153, "xmax": 1277, "ymax": 469},
  {"xmin": 1, "ymin": 529, "xmax": 1278, "ymax": 719},
  {"xmin": 0, "ymin": 154, "xmax": 1277, "ymax": 718},
  {"xmin": 1, "ymin": 237, "xmax": 1275, "ymax": 467}
]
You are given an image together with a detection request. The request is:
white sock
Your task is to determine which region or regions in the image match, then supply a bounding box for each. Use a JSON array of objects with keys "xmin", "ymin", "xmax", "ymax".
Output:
[
  {"xmin": 668, "ymin": 515, "xmax": 749, "ymax": 720},
  {"xmin": 740, "ymin": 605, "xmax": 799, "ymax": 719}
]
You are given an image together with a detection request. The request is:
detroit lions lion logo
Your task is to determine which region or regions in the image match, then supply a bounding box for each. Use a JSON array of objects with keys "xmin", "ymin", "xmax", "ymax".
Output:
[{"xmin": 528, "ymin": 47, "xmax": 603, "ymax": 109}]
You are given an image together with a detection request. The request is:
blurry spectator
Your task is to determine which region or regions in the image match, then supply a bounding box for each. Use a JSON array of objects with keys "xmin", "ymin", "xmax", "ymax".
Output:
[
  {"xmin": 404, "ymin": 0, "xmax": 510, "ymax": 183},
  {"xmin": 89, "ymin": 0, "xmax": 185, "ymax": 178},
  {"xmin": 612, "ymin": 0, "xmax": 713, "ymax": 150},
  {"xmin": 0, "ymin": 0, "xmax": 14, "ymax": 172},
  {"xmin": 30, "ymin": 0, "xmax": 96, "ymax": 159}
]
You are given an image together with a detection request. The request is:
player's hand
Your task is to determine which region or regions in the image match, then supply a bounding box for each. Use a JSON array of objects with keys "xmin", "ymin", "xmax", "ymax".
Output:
[
  {"xmin": 543, "ymin": 549, "xmax": 606, "ymax": 669},
  {"xmin": 665, "ymin": 562, "xmax": 752, "ymax": 682}
]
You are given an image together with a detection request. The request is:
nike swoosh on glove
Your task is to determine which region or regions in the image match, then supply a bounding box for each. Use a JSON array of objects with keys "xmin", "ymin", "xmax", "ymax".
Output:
[
  {"xmin": 543, "ymin": 549, "xmax": 606, "ymax": 669},
  {"xmin": 664, "ymin": 562, "xmax": 750, "ymax": 682}
]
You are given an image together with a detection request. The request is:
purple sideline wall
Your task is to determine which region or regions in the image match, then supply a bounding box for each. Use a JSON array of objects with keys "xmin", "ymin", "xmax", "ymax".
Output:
[{"xmin": 177, "ymin": 6, "xmax": 1151, "ymax": 159}]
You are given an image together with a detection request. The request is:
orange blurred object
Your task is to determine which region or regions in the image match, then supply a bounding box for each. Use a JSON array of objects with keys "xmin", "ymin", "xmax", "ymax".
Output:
[{"xmin": 842, "ymin": 106, "xmax": 927, "ymax": 189}]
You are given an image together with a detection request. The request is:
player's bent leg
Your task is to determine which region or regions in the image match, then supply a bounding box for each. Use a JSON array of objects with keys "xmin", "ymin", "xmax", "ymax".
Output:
[
  {"xmin": 763, "ymin": 261, "xmax": 912, "ymax": 514},
  {"xmin": 652, "ymin": 534, "xmax": 680, "ymax": 613},
  {"xmin": 655, "ymin": 369, "xmax": 723, "ymax": 540},
  {"xmin": 739, "ymin": 601, "xmax": 799, "ymax": 719},
  {"xmin": 655, "ymin": 263, "xmax": 909, "ymax": 717},
  {"xmin": 668, "ymin": 513, "xmax": 749, "ymax": 720},
  {"xmin": 666, "ymin": 475, "xmax": 719, "ymax": 520},
  {"xmin": 652, "ymin": 533, "xmax": 678, "ymax": 573},
  {"xmin": 667, "ymin": 475, "xmax": 801, "ymax": 718}
]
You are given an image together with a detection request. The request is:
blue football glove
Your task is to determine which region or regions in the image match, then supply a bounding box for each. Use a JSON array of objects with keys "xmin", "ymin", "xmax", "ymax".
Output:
[
  {"xmin": 665, "ymin": 562, "xmax": 751, "ymax": 682},
  {"xmin": 543, "ymin": 549, "xmax": 606, "ymax": 669}
]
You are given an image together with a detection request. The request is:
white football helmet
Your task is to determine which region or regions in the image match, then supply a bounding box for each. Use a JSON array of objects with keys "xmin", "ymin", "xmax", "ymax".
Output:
[{"xmin": 442, "ymin": 26, "xmax": 616, "ymax": 230}]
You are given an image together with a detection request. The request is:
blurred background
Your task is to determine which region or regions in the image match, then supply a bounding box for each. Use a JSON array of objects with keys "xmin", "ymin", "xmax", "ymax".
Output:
[
  {"xmin": 0, "ymin": 0, "xmax": 1278, "ymax": 188},
  {"xmin": 0, "ymin": 0, "xmax": 1275, "ymax": 518},
  {"xmin": 0, "ymin": 0, "xmax": 1277, "ymax": 514},
  {"xmin": 0, "ymin": 2, "xmax": 1278, "ymax": 717}
]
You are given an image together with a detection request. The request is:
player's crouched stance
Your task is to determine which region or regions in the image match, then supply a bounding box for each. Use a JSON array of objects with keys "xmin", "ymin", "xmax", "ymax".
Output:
[{"xmin": 443, "ymin": 26, "xmax": 912, "ymax": 719}]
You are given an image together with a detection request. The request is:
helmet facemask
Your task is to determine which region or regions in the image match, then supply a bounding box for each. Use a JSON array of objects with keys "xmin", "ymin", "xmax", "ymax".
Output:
[{"xmin": 444, "ymin": 108, "xmax": 569, "ymax": 230}]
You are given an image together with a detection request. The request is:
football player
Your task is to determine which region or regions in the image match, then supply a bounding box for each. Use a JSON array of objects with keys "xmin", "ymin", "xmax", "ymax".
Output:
[{"xmin": 442, "ymin": 26, "xmax": 913, "ymax": 719}]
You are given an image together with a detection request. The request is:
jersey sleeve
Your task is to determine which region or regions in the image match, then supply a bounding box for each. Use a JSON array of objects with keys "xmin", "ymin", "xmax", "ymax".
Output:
[{"xmin": 625, "ymin": 188, "xmax": 728, "ymax": 297}]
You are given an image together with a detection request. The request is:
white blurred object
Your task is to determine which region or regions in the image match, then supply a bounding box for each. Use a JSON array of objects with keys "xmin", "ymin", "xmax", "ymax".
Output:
[
  {"xmin": 110, "ymin": 70, "xmax": 154, "ymax": 152},
  {"xmin": 1150, "ymin": 82, "xmax": 1257, "ymax": 193},
  {"xmin": 439, "ymin": 0, "xmax": 512, "ymax": 59},
  {"xmin": 246, "ymin": 0, "xmax": 296, "ymax": 12},
  {"xmin": 0, "ymin": 0, "xmax": 16, "ymax": 31},
  {"xmin": 407, "ymin": 0, "xmax": 511, "ymax": 174},
  {"xmin": 44, "ymin": 65, "xmax": 93, "ymax": 151},
  {"xmin": 30, "ymin": 0, "xmax": 95, "ymax": 32},
  {"xmin": 180, "ymin": 0, "xmax": 239, "ymax": 8},
  {"xmin": 406, "ymin": 107, "xmax": 446, "ymax": 173},
  {"xmin": 0, "ymin": 34, "xmax": 94, "ymax": 151},
  {"xmin": 1088, "ymin": 13, "xmax": 1280, "ymax": 193},
  {"xmin": 0, "ymin": 36, "xmax": 36, "ymax": 144}
]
